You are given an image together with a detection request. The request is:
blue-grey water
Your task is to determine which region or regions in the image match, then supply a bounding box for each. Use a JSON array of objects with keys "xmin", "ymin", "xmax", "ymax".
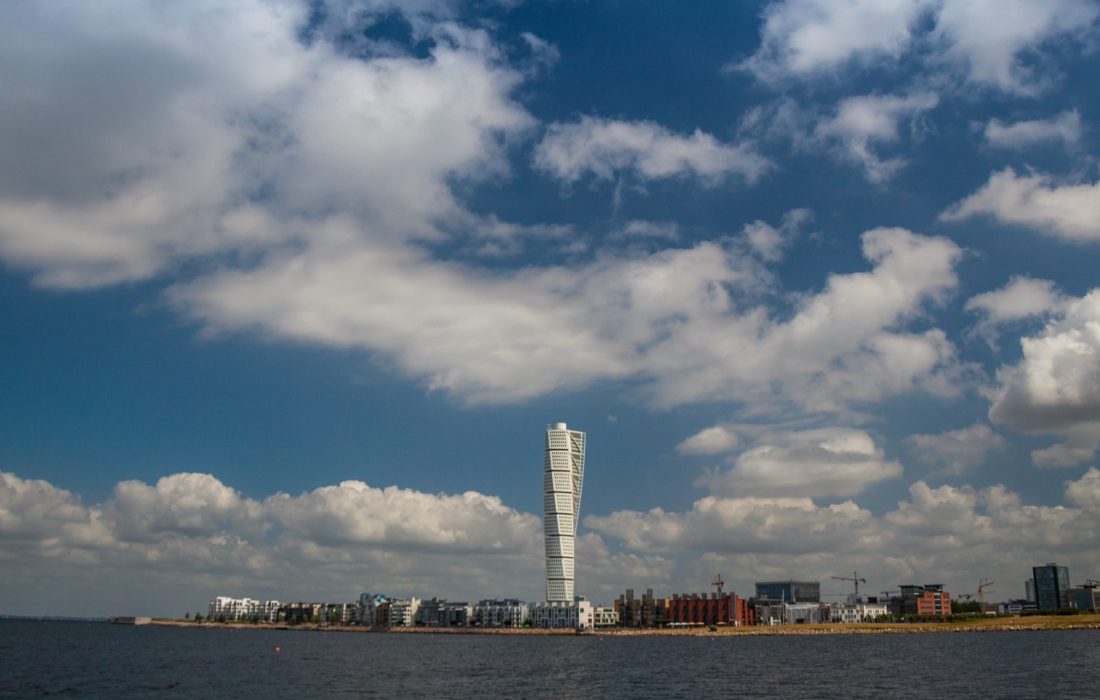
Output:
[{"xmin": 2, "ymin": 621, "xmax": 1098, "ymax": 698}]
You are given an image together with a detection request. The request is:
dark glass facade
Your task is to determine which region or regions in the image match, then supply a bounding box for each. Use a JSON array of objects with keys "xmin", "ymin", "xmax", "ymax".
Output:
[
  {"xmin": 754, "ymin": 580, "xmax": 820, "ymax": 603},
  {"xmin": 1032, "ymin": 563, "xmax": 1070, "ymax": 610}
]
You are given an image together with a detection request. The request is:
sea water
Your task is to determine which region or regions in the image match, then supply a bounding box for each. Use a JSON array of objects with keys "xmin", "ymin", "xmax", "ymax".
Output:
[{"xmin": 2, "ymin": 620, "xmax": 1098, "ymax": 698}]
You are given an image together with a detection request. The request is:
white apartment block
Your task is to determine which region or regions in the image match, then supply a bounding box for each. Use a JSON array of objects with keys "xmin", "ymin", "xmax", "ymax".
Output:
[
  {"xmin": 387, "ymin": 598, "xmax": 421, "ymax": 627},
  {"xmin": 473, "ymin": 599, "xmax": 529, "ymax": 627},
  {"xmin": 830, "ymin": 601, "xmax": 889, "ymax": 623},
  {"xmin": 530, "ymin": 600, "xmax": 593, "ymax": 630},
  {"xmin": 207, "ymin": 596, "xmax": 279, "ymax": 622},
  {"xmin": 593, "ymin": 606, "xmax": 619, "ymax": 628}
]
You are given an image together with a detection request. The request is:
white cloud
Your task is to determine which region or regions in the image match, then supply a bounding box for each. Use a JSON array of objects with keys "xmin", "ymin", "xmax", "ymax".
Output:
[
  {"xmin": 742, "ymin": 0, "xmax": 1100, "ymax": 94},
  {"xmin": 965, "ymin": 276, "xmax": 1067, "ymax": 347},
  {"xmin": 0, "ymin": 2, "xmax": 534, "ymax": 288},
  {"xmin": 984, "ymin": 110, "xmax": 1082, "ymax": 149},
  {"xmin": 813, "ymin": 91, "xmax": 939, "ymax": 183},
  {"xmin": 533, "ymin": 116, "xmax": 771, "ymax": 186},
  {"xmin": 941, "ymin": 168, "xmax": 1100, "ymax": 242},
  {"xmin": 1065, "ymin": 467, "xmax": 1100, "ymax": 509},
  {"xmin": 677, "ymin": 426, "xmax": 740, "ymax": 455},
  {"xmin": 610, "ymin": 220, "xmax": 681, "ymax": 242},
  {"xmin": 701, "ymin": 428, "xmax": 903, "ymax": 498},
  {"xmin": 904, "ymin": 423, "xmax": 1007, "ymax": 475},
  {"xmin": 590, "ymin": 471, "xmax": 1100, "ymax": 598},
  {"xmin": 0, "ymin": 470, "xmax": 543, "ymax": 614},
  {"xmin": 988, "ymin": 289, "xmax": 1100, "ymax": 466},
  {"xmin": 741, "ymin": 0, "xmax": 932, "ymax": 81},
  {"xmin": 966, "ymin": 277, "xmax": 1066, "ymax": 323},
  {"xmin": 172, "ymin": 224, "xmax": 963, "ymax": 412},
  {"xmin": 742, "ymin": 208, "xmax": 813, "ymax": 262},
  {"xmin": 7, "ymin": 465, "xmax": 1100, "ymax": 614},
  {"xmin": 932, "ymin": 0, "xmax": 1100, "ymax": 95}
]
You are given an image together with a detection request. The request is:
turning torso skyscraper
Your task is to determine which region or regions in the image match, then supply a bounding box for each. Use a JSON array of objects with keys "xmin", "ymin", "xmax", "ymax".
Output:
[{"xmin": 543, "ymin": 422, "xmax": 586, "ymax": 602}]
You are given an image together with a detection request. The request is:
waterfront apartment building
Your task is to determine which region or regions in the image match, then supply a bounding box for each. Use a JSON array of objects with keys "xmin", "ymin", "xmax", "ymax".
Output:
[
  {"xmin": 544, "ymin": 422, "xmax": 586, "ymax": 602},
  {"xmin": 667, "ymin": 592, "xmax": 754, "ymax": 627},
  {"xmin": 207, "ymin": 596, "xmax": 280, "ymax": 622},
  {"xmin": 1032, "ymin": 563, "xmax": 1071, "ymax": 610},
  {"xmin": 593, "ymin": 606, "xmax": 619, "ymax": 628},
  {"xmin": 615, "ymin": 588, "xmax": 669, "ymax": 627},
  {"xmin": 895, "ymin": 584, "xmax": 952, "ymax": 616},
  {"xmin": 754, "ymin": 580, "xmax": 820, "ymax": 603},
  {"xmin": 473, "ymin": 599, "xmax": 529, "ymax": 628},
  {"xmin": 387, "ymin": 598, "xmax": 421, "ymax": 627},
  {"xmin": 829, "ymin": 600, "xmax": 889, "ymax": 623},
  {"xmin": 414, "ymin": 599, "xmax": 473, "ymax": 627},
  {"xmin": 530, "ymin": 600, "xmax": 593, "ymax": 629}
]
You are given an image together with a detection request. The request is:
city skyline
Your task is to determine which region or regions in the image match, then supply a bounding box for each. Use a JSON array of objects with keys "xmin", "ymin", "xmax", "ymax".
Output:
[{"xmin": 2, "ymin": 1, "xmax": 1100, "ymax": 617}]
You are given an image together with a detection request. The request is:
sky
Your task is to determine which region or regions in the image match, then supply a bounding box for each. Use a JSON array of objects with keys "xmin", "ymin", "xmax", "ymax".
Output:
[{"xmin": 2, "ymin": 0, "xmax": 1100, "ymax": 617}]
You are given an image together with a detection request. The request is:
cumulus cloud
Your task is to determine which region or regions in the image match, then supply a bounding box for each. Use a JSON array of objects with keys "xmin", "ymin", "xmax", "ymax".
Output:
[
  {"xmin": 904, "ymin": 423, "xmax": 1007, "ymax": 475},
  {"xmin": 533, "ymin": 116, "xmax": 771, "ymax": 186},
  {"xmin": 700, "ymin": 428, "xmax": 903, "ymax": 498},
  {"xmin": 0, "ymin": 2, "xmax": 534, "ymax": 288},
  {"xmin": 940, "ymin": 168, "xmax": 1100, "ymax": 242},
  {"xmin": 813, "ymin": 92, "xmax": 939, "ymax": 183},
  {"xmin": 964, "ymin": 276, "xmax": 1067, "ymax": 347},
  {"xmin": 742, "ymin": 0, "xmax": 1100, "ymax": 94},
  {"xmin": 984, "ymin": 110, "xmax": 1082, "ymax": 149},
  {"xmin": 172, "ymin": 223, "xmax": 964, "ymax": 412},
  {"xmin": 6, "ymin": 465, "xmax": 1100, "ymax": 614},
  {"xmin": 741, "ymin": 208, "xmax": 813, "ymax": 262},
  {"xmin": 677, "ymin": 426, "xmax": 740, "ymax": 455},
  {"xmin": 590, "ymin": 470, "xmax": 1100, "ymax": 598},
  {"xmin": 988, "ymin": 289, "xmax": 1100, "ymax": 466},
  {"xmin": 0, "ymin": 470, "xmax": 542, "ymax": 613}
]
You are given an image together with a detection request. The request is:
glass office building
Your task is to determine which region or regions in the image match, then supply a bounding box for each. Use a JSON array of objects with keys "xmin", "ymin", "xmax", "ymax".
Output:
[
  {"xmin": 754, "ymin": 580, "xmax": 821, "ymax": 603},
  {"xmin": 1032, "ymin": 563, "xmax": 1070, "ymax": 610}
]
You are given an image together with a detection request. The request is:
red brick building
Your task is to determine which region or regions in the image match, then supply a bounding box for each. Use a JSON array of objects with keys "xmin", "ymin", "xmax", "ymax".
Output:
[{"xmin": 667, "ymin": 592, "xmax": 754, "ymax": 626}]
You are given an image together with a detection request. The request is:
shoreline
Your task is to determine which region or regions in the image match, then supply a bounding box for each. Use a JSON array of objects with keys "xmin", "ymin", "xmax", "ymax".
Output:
[{"xmin": 146, "ymin": 615, "xmax": 1100, "ymax": 636}]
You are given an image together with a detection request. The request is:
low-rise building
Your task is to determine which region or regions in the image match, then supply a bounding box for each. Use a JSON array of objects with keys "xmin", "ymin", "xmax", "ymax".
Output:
[
  {"xmin": 614, "ymin": 588, "xmax": 669, "ymax": 627},
  {"xmin": 208, "ymin": 596, "xmax": 280, "ymax": 622},
  {"xmin": 530, "ymin": 600, "xmax": 593, "ymax": 629},
  {"xmin": 387, "ymin": 598, "xmax": 421, "ymax": 627},
  {"xmin": 893, "ymin": 584, "xmax": 951, "ymax": 617},
  {"xmin": 593, "ymin": 606, "xmax": 618, "ymax": 628},
  {"xmin": 414, "ymin": 599, "xmax": 473, "ymax": 627},
  {"xmin": 473, "ymin": 599, "xmax": 529, "ymax": 628},
  {"xmin": 667, "ymin": 592, "xmax": 753, "ymax": 627},
  {"xmin": 829, "ymin": 599, "xmax": 888, "ymax": 623}
]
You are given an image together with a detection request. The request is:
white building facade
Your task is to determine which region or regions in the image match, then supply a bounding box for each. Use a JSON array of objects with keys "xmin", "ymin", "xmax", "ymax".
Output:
[
  {"xmin": 473, "ymin": 599, "xmax": 529, "ymax": 627},
  {"xmin": 530, "ymin": 600, "xmax": 594, "ymax": 630},
  {"xmin": 544, "ymin": 422, "xmax": 586, "ymax": 602},
  {"xmin": 207, "ymin": 596, "xmax": 279, "ymax": 622}
]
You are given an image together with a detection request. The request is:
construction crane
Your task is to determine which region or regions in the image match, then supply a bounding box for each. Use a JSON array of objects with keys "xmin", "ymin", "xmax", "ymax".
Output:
[
  {"xmin": 957, "ymin": 593, "xmax": 975, "ymax": 602},
  {"xmin": 978, "ymin": 579, "xmax": 994, "ymax": 614},
  {"xmin": 711, "ymin": 574, "xmax": 725, "ymax": 596},
  {"xmin": 832, "ymin": 571, "xmax": 867, "ymax": 598}
]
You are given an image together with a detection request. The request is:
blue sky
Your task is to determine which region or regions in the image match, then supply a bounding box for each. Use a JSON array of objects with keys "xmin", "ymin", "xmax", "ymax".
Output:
[{"xmin": 2, "ymin": 0, "xmax": 1100, "ymax": 617}]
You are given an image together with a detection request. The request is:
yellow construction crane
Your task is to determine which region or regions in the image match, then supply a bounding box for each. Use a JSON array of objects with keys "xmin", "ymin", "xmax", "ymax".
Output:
[
  {"xmin": 978, "ymin": 579, "xmax": 994, "ymax": 613},
  {"xmin": 832, "ymin": 571, "xmax": 867, "ymax": 598}
]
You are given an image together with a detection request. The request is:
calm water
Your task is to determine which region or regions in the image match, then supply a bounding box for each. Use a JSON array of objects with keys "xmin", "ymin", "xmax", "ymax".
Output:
[{"xmin": 2, "ymin": 621, "xmax": 1098, "ymax": 698}]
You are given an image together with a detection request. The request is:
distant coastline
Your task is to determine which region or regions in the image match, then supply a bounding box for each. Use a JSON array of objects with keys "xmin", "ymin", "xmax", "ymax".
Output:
[{"xmin": 144, "ymin": 614, "xmax": 1100, "ymax": 636}]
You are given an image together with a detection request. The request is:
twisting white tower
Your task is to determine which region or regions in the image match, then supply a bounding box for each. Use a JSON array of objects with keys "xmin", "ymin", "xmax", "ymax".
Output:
[{"xmin": 544, "ymin": 422, "xmax": 586, "ymax": 601}]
